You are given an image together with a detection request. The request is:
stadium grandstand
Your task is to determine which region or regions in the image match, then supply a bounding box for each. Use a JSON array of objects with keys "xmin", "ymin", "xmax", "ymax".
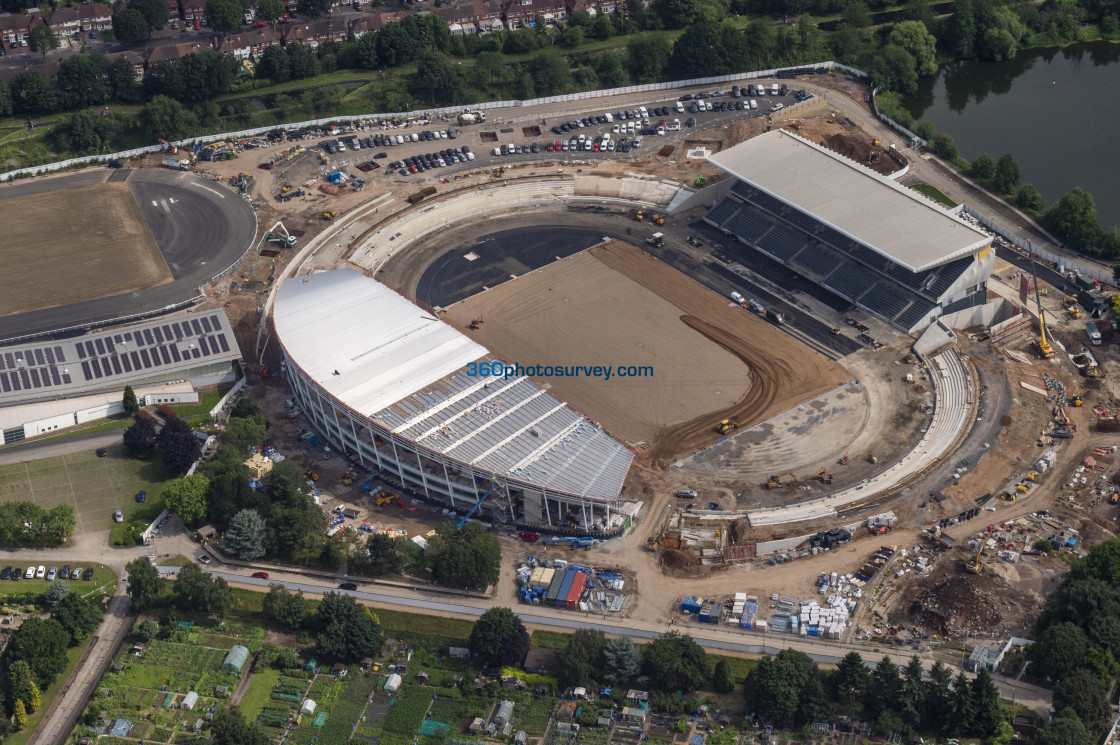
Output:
[
  {"xmin": 272, "ymin": 269, "xmax": 635, "ymax": 535},
  {"xmin": 704, "ymin": 130, "xmax": 993, "ymax": 333},
  {"xmin": 0, "ymin": 312, "xmax": 240, "ymax": 445}
]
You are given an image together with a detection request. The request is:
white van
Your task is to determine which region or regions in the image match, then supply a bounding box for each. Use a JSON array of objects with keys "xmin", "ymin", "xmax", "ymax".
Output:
[
  {"xmin": 730, "ymin": 291, "xmax": 745, "ymax": 304},
  {"xmin": 749, "ymin": 99, "xmax": 758, "ymax": 110},
  {"xmin": 492, "ymin": 147, "xmax": 501, "ymax": 156},
  {"xmin": 603, "ymin": 112, "xmax": 613, "ymax": 123},
  {"xmin": 705, "ymin": 101, "xmax": 714, "ymax": 111},
  {"xmin": 770, "ymin": 83, "xmax": 779, "ymax": 95},
  {"xmin": 632, "ymin": 135, "xmax": 644, "ymax": 148},
  {"xmin": 675, "ymin": 101, "xmax": 685, "ymax": 113},
  {"xmin": 638, "ymin": 106, "xmax": 648, "ymax": 117},
  {"xmin": 667, "ymin": 118, "xmax": 681, "ymax": 131}
]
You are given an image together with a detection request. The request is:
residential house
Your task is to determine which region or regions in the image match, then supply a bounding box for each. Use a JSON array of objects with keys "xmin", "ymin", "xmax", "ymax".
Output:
[
  {"xmin": 46, "ymin": 6, "xmax": 80, "ymax": 37},
  {"xmin": 620, "ymin": 707, "xmax": 647, "ymax": 724},
  {"xmin": 106, "ymin": 49, "xmax": 146, "ymax": 79},
  {"xmin": 502, "ymin": 0, "xmax": 566, "ymax": 28},
  {"xmin": 0, "ymin": 11, "xmax": 41, "ymax": 45},
  {"xmin": 79, "ymin": 4, "xmax": 112, "ymax": 31},
  {"xmin": 145, "ymin": 40, "xmax": 208, "ymax": 64},
  {"xmin": 166, "ymin": 0, "xmax": 180, "ymax": 19},
  {"xmin": 181, "ymin": 0, "xmax": 205, "ymax": 24},
  {"xmin": 220, "ymin": 26, "xmax": 282, "ymax": 60},
  {"xmin": 435, "ymin": 0, "xmax": 501, "ymax": 31},
  {"xmin": 283, "ymin": 16, "xmax": 347, "ymax": 45},
  {"xmin": 348, "ymin": 10, "xmax": 406, "ymax": 38},
  {"xmin": 477, "ymin": 16, "xmax": 502, "ymax": 31}
]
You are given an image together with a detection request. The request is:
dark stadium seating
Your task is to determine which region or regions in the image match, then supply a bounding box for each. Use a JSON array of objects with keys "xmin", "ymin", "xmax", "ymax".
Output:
[
  {"xmin": 728, "ymin": 208, "xmax": 776, "ymax": 247},
  {"xmin": 705, "ymin": 199, "xmax": 739, "ymax": 227},
  {"xmin": 927, "ymin": 257, "xmax": 973, "ymax": 297},
  {"xmin": 793, "ymin": 243, "xmax": 841, "ymax": 278},
  {"xmin": 896, "ymin": 299, "xmax": 938, "ymax": 329},
  {"xmin": 859, "ymin": 283, "xmax": 911, "ymax": 320},
  {"xmin": 823, "ymin": 261, "xmax": 869, "ymax": 300}
]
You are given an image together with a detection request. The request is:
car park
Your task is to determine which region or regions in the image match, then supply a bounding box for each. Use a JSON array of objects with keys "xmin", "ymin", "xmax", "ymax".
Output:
[{"xmin": 83, "ymin": 567, "xmax": 94, "ymax": 581}]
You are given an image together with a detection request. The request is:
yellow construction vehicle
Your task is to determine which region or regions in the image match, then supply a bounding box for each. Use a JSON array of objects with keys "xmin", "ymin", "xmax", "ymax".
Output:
[
  {"xmin": 1111, "ymin": 492, "xmax": 1119, "ymax": 505},
  {"xmin": 817, "ymin": 469, "xmax": 834, "ymax": 484},
  {"xmin": 999, "ymin": 492, "xmax": 1017, "ymax": 502},
  {"xmin": 717, "ymin": 419, "xmax": 737, "ymax": 434},
  {"xmin": 1087, "ymin": 365, "xmax": 1102, "ymax": 378},
  {"xmin": 1069, "ymin": 305, "xmax": 1082, "ymax": 319},
  {"xmin": 651, "ymin": 214, "xmax": 665, "ymax": 225},
  {"xmin": 376, "ymin": 493, "xmax": 402, "ymax": 507},
  {"xmin": 1028, "ymin": 242, "xmax": 1055, "ymax": 358},
  {"xmin": 305, "ymin": 469, "xmax": 319, "ymax": 482},
  {"xmin": 1072, "ymin": 394, "xmax": 1083, "ymax": 407},
  {"xmin": 867, "ymin": 454, "xmax": 878, "ymax": 464},
  {"xmin": 965, "ymin": 545, "xmax": 984, "ymax": 574},
  {"xmin": 321, "ymin": 210, "xmax": 337, "ymax": 220},
  {"xmin": 767, "ymin": 471, "xmax": 798, "ymax": 489},
  {"xmin": 633, "ymin": 210, "xmax": 644, "ymax": 221}
]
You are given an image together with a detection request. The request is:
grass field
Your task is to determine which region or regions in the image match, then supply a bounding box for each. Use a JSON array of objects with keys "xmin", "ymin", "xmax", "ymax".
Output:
[
  {"xmin": 0, "ymin": 182, "xmax": 172, "ymax": 317},
  {"xmin": 0, "ymin": 446, "xmax": 177, "ymax": 536},
  {"xmin": 240, "ymin": 667, "xmax": 282, "ymax": 720},
  {"xmin": 0, "ymin": 563, "xmax": 115, "ymax": 598},
  {"xmin": 909, "ymin": 183, "xmax": 958, "ymax": 208}
]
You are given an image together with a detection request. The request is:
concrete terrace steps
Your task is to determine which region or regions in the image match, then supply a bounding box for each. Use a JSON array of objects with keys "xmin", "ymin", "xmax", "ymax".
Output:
[{"xmin": 744, "ymin": 350, "xmax": 970, "ymax": 527}]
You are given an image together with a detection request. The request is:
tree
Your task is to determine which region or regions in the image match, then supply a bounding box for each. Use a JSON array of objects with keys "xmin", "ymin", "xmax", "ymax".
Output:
[
  {"xmin": 469, "ymin": 607, "xmax": 530, "ymax": 666},
  {"xmin": 297, "ymin": 0, "xmax": 332, "ymax": 16},
  {"xmin": 163, "ymin": 474, "xmax": 210, "ymax": 525},
  {"xmin": 604, "ymin": 636, "xmax": 642, "ymax": 683},
  {"xmin": 257, "ymin": 0, "xmax": 283, "ymax": 21},
  {"xmin": 12, "ymin": 699, "xmax": 26, "ymax": 731},
  {"xmin": 563, "ymin": 26, "xmax": 585, "ymax": 47},
  {"xmin": 1099, "ymin": 228, "xmax": 1120, "ymax": 262},
  {"xmin": 314, "ymin": 592, "xmax": 384, "ymax": 661},
  {"xmin": 222, "ymin": 415, "xmax": 267, "ymax": 455},
  {"xmin": 558, "ymin": 629, "xmax": 606, "ymax": 688},
  {"xmin": 124, "ymin": 415, "xmax": 158, "ymax": 454},
  {"xmin": 25, "ymin": 681, "xmax": 40, "ymax": 714},
  {"xmin": 125, "ymin": 557, "xmax": 164, "ymax": 611},
  {"xmin": 122, "ymin": 385, "xmax": 139, "ymax": 415},
  {"xmin": 930, "ymin": 133, "xmax": 960, "ymax": 160},
  {"xmin": 1053, "ymin": 669, "xmax": 1110, "ymax": 734},
  {"xmin": 205, "ymin": 0, "xmax": 241, "ymax": 32},
  {"xmin": 174, "ymin": 563, "xmax": 232, "ymax": 617},
  {"xmin": 626, "ymin": 32, "xmax": 670, "ymax": 83},
  {"xmin": 136, "ymin": 619, "xmax": 159, "ymax": 639},
  {"xmin": 211, "ymin": 706, "xmax": 269, "ymax": 745},
  {"xmin": 831, "ymin": 651, "xmax": 872, "ymax": 714},
  {"xmin": 221, "ymin": 508, "xmax": 267, "ymax": 560},
  {"xmin": 950, "ymin": 671, "xmax": 976, "ymax": 735},
  {"xmin": 1030, "ymin": 622, "xmax": 1090, "ymax": 680},
  {"xmin": 948, "ymin": 0, "xmax": 977, "ymax": 57},
  {"xmin": 114, "ymin": 9, "xmax": 149, "ymax": 42},
  {"xmin": 993, "ymin": 153, "xmax": 1021, "ymax": 193},
  {"xmin": 744, "ymin": 649, "xmax": 814, "ymax": 723},
  {"xmin": 27, "ymin": 22, "xmax": 53, "ymax": 56},
  {"xmin": 922, "ymin": 660, "xmax": 953, "ymax": 730},
  {"xmin": 870, "ymin": 44, "xmax": 919, "ymax": 94},
  {"xmin": 157, "ymin": 416, "xmax": 201, "ymax": 474},
  {"xmin": 5, "ymin": 617, "xmax": 70, "ymax": 688},
  {"xmin": 652, "ymin": 0, "xmax": 700, "ymax": 27},
  {"xmin": 713, "ymin": 658, "xmax": 735, "ymax": 693},
  {"xmin": 888, "ymin": 20, "xmax": 937, "ymax": 76},
  {"xmin": 867, "ymin": 656, "xmax": 901, "ymax": 720},
  {"xmin": 643, "ymin": 631, "xmax": 708, "ymax": 693},
  {"xmin": 1017, "ymin": 183, "xmax": 1045, "ymax": 212},
  {"xmin": 366, "ymin": 532, "xmax": 405, "ymax": 577},
  {"xmin": 52, "ymin": 593, "xmax": 103, "ymax": 645},
  {"xmin": 5, "ymin": 660, "xmax": 36, "ymax": 715},
  {"xmin": 10, "ymin": 70, "xmax": 57, "ymax": 115},
  {"xmin": 426, "ymin": 522, "xmax": 500, "ymax": 590},
  {"xmin": 971, "ymin": 152, "xmax": 997, "ymax": 179},
  {"xmin": 263, "ymin": 583, "xmax": 307, "ymax": 629},
  {"xmin": 44, "ymin": 578, "xmax": 70, "ymax": 607},
  {"xmin": 841, "ymin": 1, "xmax": 872, "ymax": 29},
  {"xmin": 1033, "ymin": 709, "xmax": 1093, "ymax": 745},
  {"xmin": 970, "ymin": 669, "xmax": 1003, "ymax": 738},
  {"xmin": 44, "ymin": 504, "xmax": 74, "ymax": 541},
  {"xmin": 130, "ymin": 0, "xmax": 168, "ymax": 32}
]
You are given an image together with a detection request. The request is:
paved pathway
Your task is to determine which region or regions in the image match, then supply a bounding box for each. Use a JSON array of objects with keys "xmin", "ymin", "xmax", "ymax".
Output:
[{"xmin": 0, "ymin": 431, "xmax": 124, "ymax": 465}]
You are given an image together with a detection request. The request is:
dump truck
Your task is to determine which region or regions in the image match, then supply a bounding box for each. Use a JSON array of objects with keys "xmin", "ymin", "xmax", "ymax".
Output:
[
  {"xmin": 162, "ymin": 157, "xmax": 190, "ymax": 170},
  {"xmin": 457, "ymin": 109, "xmax": 486, "ymax": 125},
  {"xmin": 1087, "ymin": 321, "xmax": 1102, "ymax": 346},
  {"xmin": 646, "ymin": 232, "xmax": 665, "ymax": 247},
  {"xmin": 407, "ymin": 186, "xmax": 437, "ymax": 205}
]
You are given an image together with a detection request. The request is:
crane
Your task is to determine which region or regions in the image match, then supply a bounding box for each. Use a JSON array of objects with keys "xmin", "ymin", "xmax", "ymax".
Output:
[
  {"xmin": 250, "ymin": 221, "xmax": 296, "ymax": 276},
  {"xmin": 1028, "ymin": 240, "xmax": 1055, "ymax": 359},
  {"xmin": 456, "ymin": 489, "xmax": 491, "ymax": 529}
]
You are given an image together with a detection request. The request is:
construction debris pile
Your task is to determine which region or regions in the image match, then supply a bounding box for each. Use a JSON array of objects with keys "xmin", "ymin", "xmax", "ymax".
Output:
[
  {"xmin": 906, "ymin": 576, "xmax": 1005, "ymax": 637},
  {"xmin": 808, "ymin": 528, "xmax": 852, "ymax": 550}
]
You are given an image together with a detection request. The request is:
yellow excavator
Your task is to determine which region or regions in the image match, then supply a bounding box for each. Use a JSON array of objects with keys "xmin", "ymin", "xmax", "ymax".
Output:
[
  {"xmin": 767, "ymin": 471, "xmax": 797, "ymax": 489},
  {"xmin": 1029, "ymin": 242, "xmax": 1055, "ymax": 359},
  {"xmin": 717, "ymin": 419, "xmax": 737, "ymax": 434},
  {"xmin": 965, "ymin": 544, "xmax": 984, "ymax": 574}
]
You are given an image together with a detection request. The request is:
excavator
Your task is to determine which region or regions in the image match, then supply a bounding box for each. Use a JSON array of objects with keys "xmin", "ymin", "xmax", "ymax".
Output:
[
  {"xmin": 1072, "ymin": 394, "xmax": 1083, "ymax": 407},
  {"xmin": 965, "ymin": 544, "xmax": 984, "ymax": 574},
  {"xmin": 651, "ymin": 214, "xmax": 665, "ymax": 225},
  {"xmin": 469, "ymin": 316, "xmax": 483, "ymax": 330},
  {"xmin": 767, "ymin": 471, "xmax": 797, "ymax": 489},
  {"xmin": 817, "ymin": 469, "xmax": 834, "ymax": 484},
  {"xmin": 1064, "ymin": 295, "xmax": 1082, "ymax": 318},
  {"xmin": 321, "ymin": 210, "xmax": 337, "ymax": 221},
  {"xmin": 376, "ymin": 493, "xmax": 403, "ymax": 507},
  {"xmin": 867, "ymin": 454, "xmax": 878, "ymax": 464},
  {"xmin": 838, "ymin": 452, "xmax": 849, "ymax": 465},
  {"xmin": 717, "ymin": 419, "xmax": 737, "ymax": 435},
  {"xmin": 1028, "ymin": 242, "xmax": 1056, "ymax": 359}
]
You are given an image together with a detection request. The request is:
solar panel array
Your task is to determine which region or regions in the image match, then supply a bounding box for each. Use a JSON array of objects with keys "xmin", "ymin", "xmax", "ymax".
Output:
[
  {"xmin": 374, "ymin": 362, "xmax": 632, "ymax": 502},
  {"xmin": 0, "ymin": 313, "xmax": 238, "ymax": 401},
  {"xmin": 705, "ymin": 181, "xmax": 979, "ymax": 330}
]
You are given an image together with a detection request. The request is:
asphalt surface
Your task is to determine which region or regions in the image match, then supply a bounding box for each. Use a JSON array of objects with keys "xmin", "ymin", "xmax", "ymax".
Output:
[
  {"xmin": 0, "ymin": 168, "xmax": 257, "ymax": 342},
  {"xmin": 416, "ymin": 226, "xmax": 605, "ymax": 307}
]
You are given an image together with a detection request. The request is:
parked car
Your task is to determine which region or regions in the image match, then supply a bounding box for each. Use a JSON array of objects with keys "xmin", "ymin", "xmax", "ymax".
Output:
[
  {"xmin": 251, "ymin": 571, "xmax": 269, "ymax": 579},
  {"xmin": 35, "ymin": 566, "xmax": 45, "ymax": 578},
  {"xmin": 71, "ymin": 567, "xmax": 82, "ymax": 580},
  {"xmin": 770, "ymin": 103, "xmax": 784, "ymax": 112},
  {"xmin": 46, "ymin": 567, "xmax": 57, "ymax": 580},
  {"xmin": 113, "ymin": 509, "xmax": 123, "ymax": 522},
  {"xmin": 198, "ymin": 554, "xmax": 212, "ymax": 565},
  {"xmin": 61, "ymin": 564, "xmax": 70, "ymax": 578},
  {"xmin": 339, "ymin": 582, "xmax": 359, "ymax": 591},
  {"xmin": 25, "ymin": 567, "xmax": 35, "ymax": 579},
  {"xmin": 82, "ymin": 567, "xmax": 94, "ymax": 581},
  {"xmin": 0, "ymin": 567, "xmax": 10, "ymax": 580},
  {"xmin": 11, "ymin": 569, "xmax": 21, "ymax": 581},
  {"xmin": 96, "ymin": 447, "xmax": 109, "ymax": 456},
  {"xmin": 107, "ymin": 162, "xmax": 123, "ymax": 170}
]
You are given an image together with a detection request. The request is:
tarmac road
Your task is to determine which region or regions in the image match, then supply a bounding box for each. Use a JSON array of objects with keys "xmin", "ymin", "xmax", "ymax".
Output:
[{"xmin": 0, "ymin": 168, "xmax": 257, "ymax": 343}]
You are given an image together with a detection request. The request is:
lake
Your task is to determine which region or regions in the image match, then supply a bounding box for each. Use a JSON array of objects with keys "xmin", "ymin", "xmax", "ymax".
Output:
[{"xmin": 904, "ymin": 41, "xmax": 1120, "ymax": 230}]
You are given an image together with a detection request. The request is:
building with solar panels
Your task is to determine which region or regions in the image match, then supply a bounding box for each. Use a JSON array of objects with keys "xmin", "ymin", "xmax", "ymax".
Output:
[
  {"xmin": 703, "ymin": 130, "xmax": 993, "ymax": 333},
  {"xmin": 0, "ymin": 312, "xmax": 241, "ymax": 446},
  {"xmin": 272, "ymin": 269, "xmax": 634, "ymax": 534}
]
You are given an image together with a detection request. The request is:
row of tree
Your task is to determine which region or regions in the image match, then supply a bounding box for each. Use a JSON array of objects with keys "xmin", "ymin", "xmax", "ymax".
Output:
[
  {"xmin": 0, "ymin": 501, "xmax": 74, "ymax": 546},
  {"xmin": 123, "ymin": 408, "xmax": 202, "ymax": 476}
]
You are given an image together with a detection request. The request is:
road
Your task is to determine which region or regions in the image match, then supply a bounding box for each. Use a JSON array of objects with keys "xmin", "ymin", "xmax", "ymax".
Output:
[
  {"xmin": 0, "ymin": 431, "xmax": 124, "ymax": 465},
  {"xmin": 29, "ymin": 585, "xmax": 134, "ymax": 745}
]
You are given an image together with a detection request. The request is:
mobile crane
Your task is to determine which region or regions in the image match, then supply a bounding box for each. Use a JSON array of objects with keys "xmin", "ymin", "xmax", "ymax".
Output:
[{"xmin": 1028, "ymin": 241, "xmax": 1055, "ymax": 359}]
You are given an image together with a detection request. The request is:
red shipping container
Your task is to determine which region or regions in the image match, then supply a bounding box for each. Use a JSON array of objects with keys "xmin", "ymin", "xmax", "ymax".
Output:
[{"xmin": 565, "ymin": 571, "xmax": 586, "ymax": 609}]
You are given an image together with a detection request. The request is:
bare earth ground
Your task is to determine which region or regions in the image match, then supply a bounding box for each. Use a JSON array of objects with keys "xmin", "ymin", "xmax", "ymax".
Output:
[
  {"xmin": 445, "ymin": 241, "xmax": 851, "ymax": 464},
  {"xmin": 443, "ymin": 244, "xmax": 750, "ymax": 447},
  {"xmin": 0, "ymin": 182, "xmax": 171, "ymax": 316}
]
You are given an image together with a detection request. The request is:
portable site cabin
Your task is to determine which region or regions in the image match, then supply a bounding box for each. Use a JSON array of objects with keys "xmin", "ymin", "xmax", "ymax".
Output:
[
  {"xmin": 181, "ymin": 692, "xmax": 199, "ymax": 710},
  {"xmin": 384, "ymin": 673, "xmax": 402, "ymax": 693},
  {"xmin": 221, "ymin": 645, "xmax": 250, "ymax": 674}
]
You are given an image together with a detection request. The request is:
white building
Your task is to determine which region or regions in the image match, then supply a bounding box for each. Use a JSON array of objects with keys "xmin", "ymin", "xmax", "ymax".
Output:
[{"xmin": 272, "ymin": 270, "xmax": 633, "ymax": 533}]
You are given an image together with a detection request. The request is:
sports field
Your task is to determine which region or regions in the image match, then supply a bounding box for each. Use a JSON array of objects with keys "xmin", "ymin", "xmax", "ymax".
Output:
[
  {"xmin": 0, "ymin": 183, "xmax": 172, "ymax": 317},
  {"xmin": 0, "ymin": 445, "xmax": 174, "ymax": 535}
]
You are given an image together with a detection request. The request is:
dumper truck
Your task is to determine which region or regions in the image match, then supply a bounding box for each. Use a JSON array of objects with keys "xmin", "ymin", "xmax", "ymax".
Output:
[
  {"xmin": 162, "ymin": 157, "xmax": 190, "ymax": 170},
  {"xmin": 646, "ymin": 232, "xmax": 665, "ymax": 247},
  {"xmin": 1087, "ymin": 321, "xmax": 1102, "ymax": 346}
]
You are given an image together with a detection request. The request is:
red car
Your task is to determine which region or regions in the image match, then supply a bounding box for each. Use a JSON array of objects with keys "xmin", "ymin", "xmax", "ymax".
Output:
[
  {"xmin": 520, "ymin": 532, "xmax": 541, "ymax": 542},
  {"xmin": 258, "ymin": 162, "xmax": 274, "ymax": 170},
  {"xmin": 251, "ymin": 571, "xmax": 269, "ymax": 579},
  {"xmin": 253, "ymin": 20, "xmax": 266, "ymax": 27}
]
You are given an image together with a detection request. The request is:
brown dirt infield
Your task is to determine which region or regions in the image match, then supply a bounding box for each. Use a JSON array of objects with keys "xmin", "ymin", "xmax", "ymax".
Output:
[
  {"xmin": 445, "ymin": 241, "xmax": 851, "ymax": 463},
  {"xmin": 0, "ymin": 182, "xmax": 172, "ymax": 317}
]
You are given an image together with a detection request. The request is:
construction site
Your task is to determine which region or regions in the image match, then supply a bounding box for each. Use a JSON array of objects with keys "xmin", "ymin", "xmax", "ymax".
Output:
[{"xmin": 63, "ymin": 68, "xmax": 1116, "ymax": 656}]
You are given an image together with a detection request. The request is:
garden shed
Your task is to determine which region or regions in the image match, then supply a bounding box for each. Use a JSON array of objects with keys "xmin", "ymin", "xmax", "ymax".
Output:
[
  {"xmin": 221, "ymin": 645, "xmax": 250, "ymax": 674},
  {"xmin": 181, "ymin": 692, "xmax": 199, "ymax": 710}
]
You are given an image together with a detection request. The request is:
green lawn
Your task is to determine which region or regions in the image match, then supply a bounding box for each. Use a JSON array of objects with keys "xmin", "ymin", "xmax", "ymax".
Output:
[
  {"xmin": 240, "ymin": 667, "xmax": 282, "ymax": 719},
  {"xmin": 909, "ymin": 183, "xmax": 958, "ymax": 208},
  {"xmin": 529, "ymin": 630, "xmax": 570, "ymax": 650},
  {"xmin": 170, "ymin": 384, "xmax": 233, "ymax": 419},
  {"xmin": 0, "ymin": 563, "xmax": 116, "ymax": 598},
  {"xmin": 31, "ymin": 414, "xmax": 134, "ymax": 443},
  {"xmin": 0, "ymin": 446, "xmax": 177, "ymax": 538},
  {"xmin": 376, "ymin": 608, "xmax": 473, "ymax": 642}
]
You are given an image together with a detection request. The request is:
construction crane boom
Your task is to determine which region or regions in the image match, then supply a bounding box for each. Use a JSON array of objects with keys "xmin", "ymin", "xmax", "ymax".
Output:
[{"xmin": 1028, "ymin": 240, "xmax": 1055, "ymax": 359}]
